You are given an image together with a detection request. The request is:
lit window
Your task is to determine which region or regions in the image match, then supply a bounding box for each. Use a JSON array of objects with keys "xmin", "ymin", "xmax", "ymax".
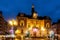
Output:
[
  {"xmin": 46, "ymin": 23, "xmax": 49, "ymax": 28},
  {"xmin": 20, "ymin": 20, "xmax": 24, "ymax": 26}
]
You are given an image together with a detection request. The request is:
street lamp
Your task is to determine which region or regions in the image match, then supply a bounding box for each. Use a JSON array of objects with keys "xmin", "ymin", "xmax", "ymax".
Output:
[
  {"xmin": 9, "ymin": 19, "xmax": 17, "ymax": 26},
  {"xmin": 8, "ymin": 19, "xmax": 17, "ymax": 39}
]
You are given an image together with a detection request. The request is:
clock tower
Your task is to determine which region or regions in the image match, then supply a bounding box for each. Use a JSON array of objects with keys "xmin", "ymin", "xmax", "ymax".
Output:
[{"xmin": 32, "ymin": 4, "xmax": 38, "ymax": 18}]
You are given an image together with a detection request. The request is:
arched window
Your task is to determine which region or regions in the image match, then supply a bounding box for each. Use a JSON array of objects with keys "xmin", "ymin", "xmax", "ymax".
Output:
[
  {"xmin": 20, "ymin": 20, "xmax": 24, "ymax": 27},
  {"xmin": 46, "ymin": 23, "xmax": 49, "ymax": 28}
]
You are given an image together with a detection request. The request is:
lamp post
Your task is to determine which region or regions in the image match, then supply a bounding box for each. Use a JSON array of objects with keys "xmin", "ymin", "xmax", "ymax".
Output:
[{"xmin": 8, "ymin": 19, "xmax": 17, "ymax": 40}]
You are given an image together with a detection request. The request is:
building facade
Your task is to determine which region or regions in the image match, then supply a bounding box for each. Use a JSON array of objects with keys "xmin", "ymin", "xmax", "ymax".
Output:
[
  {"xmin": 0, "ymin": 11, "xmax": 8, "ymax": 35},
  {"xmin": 57, "ymin": 20, "xmax": 60, "ymax": 34},
  {"xmin": 16, "ymin": 5, "xmax": 51, "ymax": 37},
  {"xmin": 52, "ymin": 20, "xmax": 60, "ymax": 34},
  {"xmin": 52, "ymin": 22, "xmax": 57, "ymax": 34},
  {"xmin": 52, "ymin": 20, "xmax": 60, "ymax": 40}
]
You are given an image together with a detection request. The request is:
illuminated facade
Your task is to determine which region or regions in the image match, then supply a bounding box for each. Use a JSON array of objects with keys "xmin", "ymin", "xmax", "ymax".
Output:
[{"xmin": 16, "ymin": 5, "xmax": 51, "ymax": 37}]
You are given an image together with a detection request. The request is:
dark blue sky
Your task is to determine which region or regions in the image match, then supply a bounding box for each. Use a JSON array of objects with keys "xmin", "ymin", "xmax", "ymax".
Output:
[{"xmin": 0, "ymin": 0, "xmax": 60, "ymax": 22}]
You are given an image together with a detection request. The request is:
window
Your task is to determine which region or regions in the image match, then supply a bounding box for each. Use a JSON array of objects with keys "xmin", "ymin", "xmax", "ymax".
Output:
[
  {"xmin": 46, "ymin": 23, "xmax": 49, "ymax": 28},
  {"xmin": 20, "ymin": 20, "xmax": 24, "ymax": 27}
]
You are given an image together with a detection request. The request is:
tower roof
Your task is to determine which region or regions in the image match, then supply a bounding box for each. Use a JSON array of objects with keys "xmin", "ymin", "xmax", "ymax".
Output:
[
  {"xmin": 32, "ymin": 4, "xmax": 34, "ymax": 8},
  {"xmin": 32, "ymin": 4, "xmax": 35, "ymax": 13},
  {"xmin": 32, "ymin": 4, "xmax": 37, "ymax": 14}
]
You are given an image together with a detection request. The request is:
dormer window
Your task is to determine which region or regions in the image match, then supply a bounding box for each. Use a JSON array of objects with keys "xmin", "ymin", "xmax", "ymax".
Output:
[{"xmin": 20, "ymin": 14, "xmax": 24, "ymax": 17}]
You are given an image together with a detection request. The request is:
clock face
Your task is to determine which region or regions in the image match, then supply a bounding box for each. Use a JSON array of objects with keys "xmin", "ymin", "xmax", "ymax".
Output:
[{"xmin": 33, "ymin": 13, "xmax": 38, "ymax": 18}]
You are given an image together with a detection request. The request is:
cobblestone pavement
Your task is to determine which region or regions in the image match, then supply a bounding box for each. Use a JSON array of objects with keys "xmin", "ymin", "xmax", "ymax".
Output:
[
  {"xmin": 14, "ymin": 37, "xmax": 49, "ymax": 40},
  {"xmin": 0, "ymin": 37, "xmax": 57, "ymax": 40}
]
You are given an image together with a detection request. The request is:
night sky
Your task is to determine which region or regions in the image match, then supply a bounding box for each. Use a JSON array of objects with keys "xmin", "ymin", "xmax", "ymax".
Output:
[{"xmin": 0, "ymin": 0, "xmax": 60, "ymax": 22}]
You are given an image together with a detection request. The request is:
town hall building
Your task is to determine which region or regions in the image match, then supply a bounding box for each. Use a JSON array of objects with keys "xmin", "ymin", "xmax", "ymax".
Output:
[{"xmin": 16, "ymin": 5, "xmax": 51, "ymax": 37}]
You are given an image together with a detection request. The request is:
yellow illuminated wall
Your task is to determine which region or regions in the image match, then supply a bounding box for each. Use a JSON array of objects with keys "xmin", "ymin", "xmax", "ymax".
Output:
[
  {"xmin": 26, "ymin": 19, "xmax": 45, "ymax": 29},
  {"xmin": 16, "ymin": 15, "xmax": 51, "ymax": 37}
]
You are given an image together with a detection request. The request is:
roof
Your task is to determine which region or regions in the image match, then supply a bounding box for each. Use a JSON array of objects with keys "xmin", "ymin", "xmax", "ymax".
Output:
[
  {"xmin": 43, "ymin": 16, "xmax": 51, "ymax": 20},
  {"xmin": 17, "ymin": 12, "xmax": 51, "ymax": 20}
]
